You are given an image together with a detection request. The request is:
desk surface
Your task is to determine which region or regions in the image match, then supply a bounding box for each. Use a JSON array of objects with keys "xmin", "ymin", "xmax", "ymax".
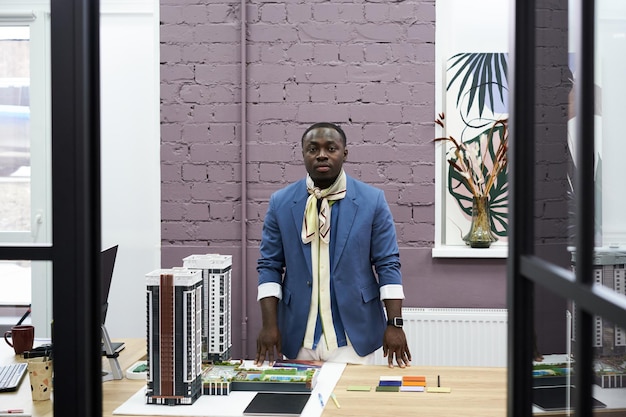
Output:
[
  {"xmin": 325, "ymin": 364, "xmax": 507, "ymax": 417},
  {"xmin": 1, "ymin": 338, "xmax": 147, "ymax": 417},
  {"xmin": 2, "ymin": 338, "xmax": 509, "ymax": 417}
]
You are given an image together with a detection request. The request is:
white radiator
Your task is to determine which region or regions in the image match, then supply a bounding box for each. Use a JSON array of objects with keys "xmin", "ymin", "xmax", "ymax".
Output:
[{"xmin": 374, "ymin": 308, "xmax": 508, "ymax": 367}]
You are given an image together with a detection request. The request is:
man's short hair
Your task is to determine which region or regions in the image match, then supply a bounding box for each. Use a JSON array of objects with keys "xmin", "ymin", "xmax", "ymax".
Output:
[{"xmin": 301, "ymin": 122, "xmax": 347, "ymax": 146}]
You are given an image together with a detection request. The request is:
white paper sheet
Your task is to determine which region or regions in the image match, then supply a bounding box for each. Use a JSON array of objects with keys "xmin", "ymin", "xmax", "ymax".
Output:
[{"xmin": 113, "ymin": 362, "xmax": 346, "ymax": 417}]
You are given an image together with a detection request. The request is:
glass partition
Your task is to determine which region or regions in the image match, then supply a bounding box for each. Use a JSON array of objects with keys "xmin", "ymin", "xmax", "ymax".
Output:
[
  {"xmin": 531, "ymin": 283, "xmax": 571, "ymax": 415},
  {"xmin": 533, "ymin": 296, "xmax": 626, "ymax": 415}
]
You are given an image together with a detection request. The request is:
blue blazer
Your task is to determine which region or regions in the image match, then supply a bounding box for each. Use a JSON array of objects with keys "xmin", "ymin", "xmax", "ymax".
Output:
[{"xmin": 257, "ymin": 175, "xmax": 403, "ymax": 358}]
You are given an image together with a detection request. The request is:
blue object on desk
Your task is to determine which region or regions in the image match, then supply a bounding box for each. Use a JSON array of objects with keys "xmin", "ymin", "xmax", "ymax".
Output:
[{"xmin": 379, "ymin": 380, "xmax": 402, "ymax": 386}]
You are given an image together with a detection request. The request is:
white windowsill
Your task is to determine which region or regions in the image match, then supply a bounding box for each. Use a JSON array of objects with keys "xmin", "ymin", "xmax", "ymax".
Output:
[{"xmin": 432, "ymin": 245, "xmax": 508, "ymax": 259}]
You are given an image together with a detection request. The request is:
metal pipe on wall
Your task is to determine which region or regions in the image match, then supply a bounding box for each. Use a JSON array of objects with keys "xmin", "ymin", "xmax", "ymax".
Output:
[{"xmin": 239, "ymin": 0, "xmax": 248, "ymax": 358}]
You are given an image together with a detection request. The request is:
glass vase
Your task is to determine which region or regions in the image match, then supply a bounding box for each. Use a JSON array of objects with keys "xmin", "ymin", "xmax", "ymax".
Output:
[{"xmin": 463, "ymin": 196, "xmax": 498, "ymax": 248}]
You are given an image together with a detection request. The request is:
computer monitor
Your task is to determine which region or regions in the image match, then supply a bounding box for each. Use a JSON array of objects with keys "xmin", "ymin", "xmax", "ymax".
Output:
[
  {"xmin": 100, "ymin": 245, "xmax": 125, "ymax": 357},
  {"xmin": 100, "ymin": 245, "xmax": 118, "ymax": 324}
]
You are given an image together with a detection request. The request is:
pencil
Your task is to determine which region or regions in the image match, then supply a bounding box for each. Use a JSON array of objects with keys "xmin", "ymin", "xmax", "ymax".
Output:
[
  {"xmin": 330, "ymin": 392, "xmax": 341, "ymax": 409},
  {"xmin": 16, "ymin": 305, "xmax": 31, "ymax": 326}
]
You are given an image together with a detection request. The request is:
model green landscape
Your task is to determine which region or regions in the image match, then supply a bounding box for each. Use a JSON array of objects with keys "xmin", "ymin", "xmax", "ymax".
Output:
[{"xmin": 201, "ymin": 360, "xmax": 321, "ymax": 395}]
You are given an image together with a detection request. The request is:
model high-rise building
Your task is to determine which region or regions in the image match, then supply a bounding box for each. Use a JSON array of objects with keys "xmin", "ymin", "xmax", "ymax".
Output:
[
  {"xmin": 183, "ymin": 254, "xmax": 232, "ymax": 362},
  {"xmin": 571, "ymin": 249, "xmax": 626, "ymax": 388},
  {"xmin": 146, "ymin": 268, "xmax": 203, "ymax": 405}
]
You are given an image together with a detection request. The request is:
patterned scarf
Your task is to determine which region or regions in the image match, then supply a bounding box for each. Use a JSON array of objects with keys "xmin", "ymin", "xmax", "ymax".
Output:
[{"xmin": 301, "ymin": 170, "xmax": 347, "ymax": 350}]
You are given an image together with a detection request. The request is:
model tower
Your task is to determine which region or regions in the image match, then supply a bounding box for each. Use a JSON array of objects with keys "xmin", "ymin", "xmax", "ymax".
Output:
[
  {"xmin": 183, "ymin": 254, "xmax": 233, "ymax": 362},
  {"xmin": 146, "ymin": 268, "xmax": 203, "ymax": 405},
  {"xmin": 571, "ymin": 249, "xmax": 626, "ymax": 388}
]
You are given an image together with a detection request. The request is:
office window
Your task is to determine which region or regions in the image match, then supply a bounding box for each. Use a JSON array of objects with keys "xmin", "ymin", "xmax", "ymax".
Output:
[{"xmin": 0, "ymin": 9, "xmax": 52, "ymax": 335}]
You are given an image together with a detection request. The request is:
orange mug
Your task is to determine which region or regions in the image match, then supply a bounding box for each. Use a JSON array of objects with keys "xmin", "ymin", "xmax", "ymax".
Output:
[{"xmin": 4, "ymin": 325, "xmax": 34, "ymax": 355}]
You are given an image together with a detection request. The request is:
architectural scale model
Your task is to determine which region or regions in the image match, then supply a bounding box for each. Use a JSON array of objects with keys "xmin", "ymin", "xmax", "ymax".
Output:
[
  {"xmin": 183, "ymin": 254, "xmax": 233, "ymax": 362},
  {"xmin": 571, "ymin": 249, "xmax": 626, "ymax": 388},
  {"xmin": 201, "ymin": 360, "xmax": 321, "ymax": 396},
  {"xmin": 145, "ymin": 268, "xmax": 203, "ymax": 405}
]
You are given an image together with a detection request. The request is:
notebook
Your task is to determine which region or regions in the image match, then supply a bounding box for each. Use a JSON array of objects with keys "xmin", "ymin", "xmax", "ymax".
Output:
[{"xmin": 243, "ymin": 392, "xmax": 311, "ymax": 416}]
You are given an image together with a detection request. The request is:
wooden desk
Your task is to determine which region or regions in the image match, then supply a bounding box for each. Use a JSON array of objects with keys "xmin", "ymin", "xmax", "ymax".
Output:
[
  {"xmin": 1, "ymin": 338, "xmax": 146, "ymax": 417},
  {"xmin": 3, "ymin": 339, "xmax": 508, "ymax": 417},
  {"xmin": 325, "ymin": 365, "xmax": 506, "ymax": 417}
]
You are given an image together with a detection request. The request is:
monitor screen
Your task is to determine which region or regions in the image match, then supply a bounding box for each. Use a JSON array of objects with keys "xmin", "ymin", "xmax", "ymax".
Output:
[{"xmin": 100, "ymin": 245, "xmax": 118, "ymax": 324}]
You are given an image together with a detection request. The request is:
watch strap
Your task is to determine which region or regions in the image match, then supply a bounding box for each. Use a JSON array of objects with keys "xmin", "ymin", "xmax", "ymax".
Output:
[{"xmin": 387, "ymin": 317, "xmax": 403, "ymax": 327}]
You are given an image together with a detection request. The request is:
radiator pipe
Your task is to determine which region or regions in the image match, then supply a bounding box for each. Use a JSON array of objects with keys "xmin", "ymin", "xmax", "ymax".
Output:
[{"xmin": 239, "ymin": 0, "xmax": 248, "ymax": 358}]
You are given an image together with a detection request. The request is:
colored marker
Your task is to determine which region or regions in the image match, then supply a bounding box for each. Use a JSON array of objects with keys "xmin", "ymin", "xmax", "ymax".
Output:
[
  {"xmin": 330, "ymin": 392, "xmax": 341, "ymax": 408},
  {"xmin": 318, "ymin": 392, "xmax": 325, "ymax": 407}
]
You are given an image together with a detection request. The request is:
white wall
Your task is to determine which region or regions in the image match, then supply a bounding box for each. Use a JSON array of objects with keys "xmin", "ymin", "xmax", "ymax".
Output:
[
  {"xmin": 596, "ymin": 1, "xmax": 626, "ymax": 247},
  {"xmin": 100, "ymin": 0, "xmax": 160, "ymax": 337}
]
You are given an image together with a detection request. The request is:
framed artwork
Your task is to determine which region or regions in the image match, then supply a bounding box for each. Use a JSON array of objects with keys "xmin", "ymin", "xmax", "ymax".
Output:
[{"xmin": 436, "ymin": 52, "xmax": 509, "ymax": 250}]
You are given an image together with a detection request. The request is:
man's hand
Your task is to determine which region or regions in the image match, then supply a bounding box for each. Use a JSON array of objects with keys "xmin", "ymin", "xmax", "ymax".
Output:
[
  {"xmin": 255, "ymin": 325, "xmax": 282, "ymax": 366},
  {"xmin": 382, "ymin": 299, "xmax": 411, "ymax": 368},
  {"xmin": 255, "ymin": 296, "xmax": 281, "ymax": 365},
  {"xmin": 383, "ymin": 326, "xmax": 412, "ymax": 368}
]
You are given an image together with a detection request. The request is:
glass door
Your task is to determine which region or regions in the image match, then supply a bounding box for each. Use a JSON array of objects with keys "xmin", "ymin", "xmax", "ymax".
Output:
[{"xmin": 509, "ymin": 0, "xmax": 626, "ymax": 415}]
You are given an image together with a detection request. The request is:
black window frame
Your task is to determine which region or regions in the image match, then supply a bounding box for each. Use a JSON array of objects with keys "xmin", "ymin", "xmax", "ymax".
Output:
[{"xmin": 0, "ymin": 0, "xmax": 102, "ymax": 415}]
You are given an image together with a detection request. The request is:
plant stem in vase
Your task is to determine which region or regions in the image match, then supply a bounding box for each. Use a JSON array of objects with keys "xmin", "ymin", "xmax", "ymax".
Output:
[{"xmin": 463, "ymin": 196, "xmax": 498, "ymax": 248}]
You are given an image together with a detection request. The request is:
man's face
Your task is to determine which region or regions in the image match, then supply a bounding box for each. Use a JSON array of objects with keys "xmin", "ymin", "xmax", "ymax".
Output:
[{"xmin": 302, "ymin": 127, "xmax": 348, "ymax": 189}]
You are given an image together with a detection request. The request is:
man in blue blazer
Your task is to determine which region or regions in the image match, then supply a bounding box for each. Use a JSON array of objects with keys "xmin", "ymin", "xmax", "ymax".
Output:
[{"xmin": 255, "ymin": 122, "xmax": 411, "ymax": 368}]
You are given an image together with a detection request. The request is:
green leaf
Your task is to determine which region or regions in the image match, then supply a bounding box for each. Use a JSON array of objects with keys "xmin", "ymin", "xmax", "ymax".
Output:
[
  {"xmin": 447, "ymin": 52, "xmax": 508, "ymax": 118},
  {"xmin": 484, "ymin": 53, "xmax": 495, "ymax": 115},
  {"xmin": 494, "ymin": 53, "xmax": 506, "ymax": 103},
  {"xmin": 447, "ymin": 53, "xmax": 481, "ymax": 108},
  {"xmin": 466, "ymin": 54, "xmax": 486, "ymax": 115}
]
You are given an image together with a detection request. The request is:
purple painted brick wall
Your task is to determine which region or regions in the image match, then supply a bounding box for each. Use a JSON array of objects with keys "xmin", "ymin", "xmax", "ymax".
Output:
[
  {"xmin": 532, "ymin": 0, "xmax": 571, "ymax": 357},
  {"xmin": 161, "ymin": 0, "xmax": 438, "ymax": 249},
  {"xmin": 158, "ymin": 0, "xmax": 577, "ymax": 357}
]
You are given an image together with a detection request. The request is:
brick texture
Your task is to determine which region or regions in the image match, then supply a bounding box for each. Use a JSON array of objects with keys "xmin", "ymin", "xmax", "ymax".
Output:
[{"xmin": 160, "ymin": 0, "xmax": 437, "ymax": 249}]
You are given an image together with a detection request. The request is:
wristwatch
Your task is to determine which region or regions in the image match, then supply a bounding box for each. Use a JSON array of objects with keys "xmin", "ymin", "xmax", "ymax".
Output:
[{"xmin": 387, "ymin": 317, "xmax": 404, "ymax": 328}]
